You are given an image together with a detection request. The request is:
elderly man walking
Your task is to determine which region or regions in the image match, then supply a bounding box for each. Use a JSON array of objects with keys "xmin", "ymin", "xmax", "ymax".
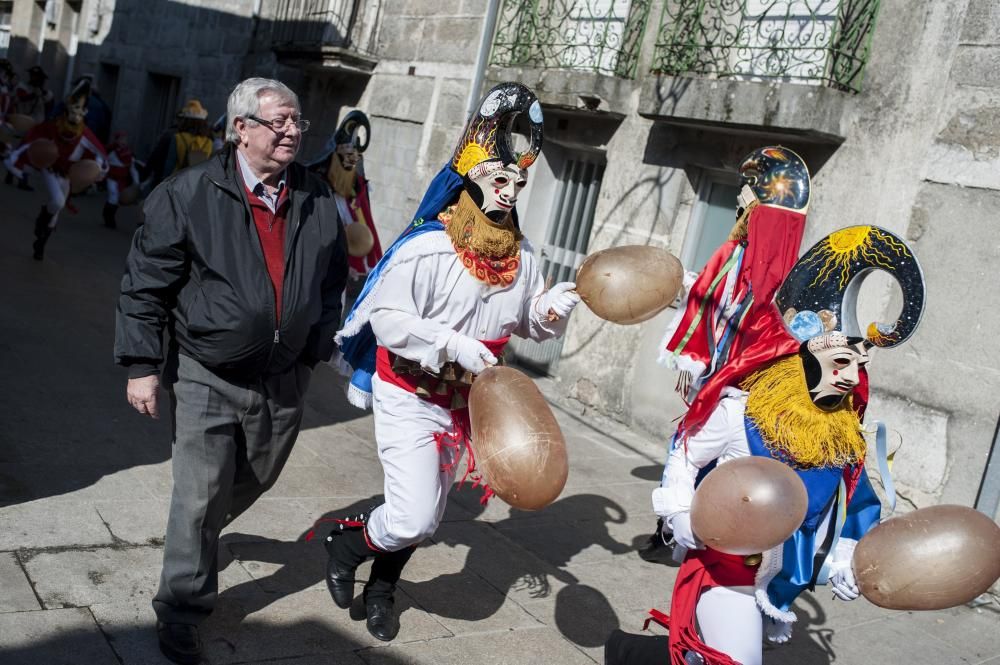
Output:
[{"xmin": 114, "ymin": 78, "xmax": 348, "ymax": 665}]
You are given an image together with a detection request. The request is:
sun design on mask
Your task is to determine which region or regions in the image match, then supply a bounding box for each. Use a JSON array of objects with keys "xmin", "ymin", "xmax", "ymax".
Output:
[
  {"xmin": 453, "ymin": 119, "xmax": 499, "ymax": 176},
  {"xmin": 805, "ymin": 225, "xmax": 910, "ymax": 289}
]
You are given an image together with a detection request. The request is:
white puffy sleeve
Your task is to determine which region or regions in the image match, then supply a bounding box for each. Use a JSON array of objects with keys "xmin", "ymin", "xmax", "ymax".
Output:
[
  {"xmin": 368, "ymin": 253, "xmax": 456, "ymax": 373},
  {"xmin": 652, "ymin": 396, "xmax": 746, "ymax": 528}
]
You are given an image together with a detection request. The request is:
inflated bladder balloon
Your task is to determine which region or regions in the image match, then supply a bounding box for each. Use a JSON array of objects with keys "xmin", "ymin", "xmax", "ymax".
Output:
[
  {"xmin": 27, "ymin": 139, "xmax": 59, "ymax": 170},
  {"xmin": 69, "ymin": 159, "xmax": 103, "ymax": 193},
  {"xmin": 468, "ymin": 366, "xmax": 568, "ymax": 510},
  {"xmin": 853, "ymin": 504, "xmax": 1000, "ymax": 611},
  {"xmin": 690, "ymin": 456, "xmax": 808, "ymax": 555},
  {"xmin": 575, "ymin": 245, "xmax": 683, "ymax": 325},
  {"xmin": 345, "ymin": 222, "xmax": 374, "ymax": 257},
  {"xmin": 119, "ymin": 183, "xmax": 141, "ymax": 206},
  {"xmin": 7, "ymin": 113, "xmax": 36, "ymax": 135}
]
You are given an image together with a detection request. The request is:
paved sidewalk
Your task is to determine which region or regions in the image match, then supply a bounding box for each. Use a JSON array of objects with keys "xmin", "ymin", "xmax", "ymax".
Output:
[{"xmin": 0, "ymin": 183, "xmax": 997, "ymax": 665}]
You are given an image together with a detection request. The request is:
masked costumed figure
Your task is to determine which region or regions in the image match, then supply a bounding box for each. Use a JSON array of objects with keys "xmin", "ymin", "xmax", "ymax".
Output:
[
  {"xmin": 309, "ymin": 110, "xmax": 382, "ymax": 277},
  {"xmin": 606, "ymin": 217, "xmax": 925, "ymax": 665},
  {"xmin": 322, "ymin": 82, "xmax": 580, "ymax": 642},
  {"xmin": 103, "ymin": 131, "xmax": 140, "ymax": 229},
  {"xmin": 640, "ymin": 148, "xmax": 811, "ymax": 562},
  {"xmin": 4, "ymin": 78, "xmax": 107, "ymax": 260}
]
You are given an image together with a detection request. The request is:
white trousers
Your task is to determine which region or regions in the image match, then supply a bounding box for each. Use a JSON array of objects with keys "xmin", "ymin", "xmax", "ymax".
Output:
[
  {"xmin": 696, "ymin": 585, "xmax": 762, "ymax": 665},
  {"xmin": 366, "ymin": 373, "xmax": 461, "ymax": 551},
  {"xmin": 42, "ymin": 170, "xmax": 70, "ymax": 224}
]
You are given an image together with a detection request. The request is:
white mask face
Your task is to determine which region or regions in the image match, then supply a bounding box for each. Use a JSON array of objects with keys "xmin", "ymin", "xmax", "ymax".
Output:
[
  {"xmin": 805, "ymin": 341, "xmax": 870, "ymax": 408},
  {"xmin": 465, "ymin": 161, "xmax": 528, "ymax": 224}
]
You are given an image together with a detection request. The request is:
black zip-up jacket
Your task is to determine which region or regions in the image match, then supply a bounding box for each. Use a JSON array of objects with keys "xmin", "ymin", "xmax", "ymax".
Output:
[{"xmin": 114, "ymin": 146, "xmax": 348, "ymax": 380}]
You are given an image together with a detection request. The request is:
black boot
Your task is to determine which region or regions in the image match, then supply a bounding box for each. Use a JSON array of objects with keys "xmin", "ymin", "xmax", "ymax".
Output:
[
  {"xmin": 102, "ymin": 203, "xmax": 118, "ymax": 229},
  {"xmin": 32, "ymin": 208, "xmax": 53, "ymax": 260},
  {"xmin": 324, "ymin": 513, "xmax": 378, "ymax": 609},
  {"xmin": 363, "ymin": 546, "xmax": 414, "ymax": 642}
]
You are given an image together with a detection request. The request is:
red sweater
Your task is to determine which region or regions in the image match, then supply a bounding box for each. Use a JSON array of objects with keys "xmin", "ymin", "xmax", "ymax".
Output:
[{"xmin": 244, "ymin": 183, "xmax": 289, "ymax": 323}]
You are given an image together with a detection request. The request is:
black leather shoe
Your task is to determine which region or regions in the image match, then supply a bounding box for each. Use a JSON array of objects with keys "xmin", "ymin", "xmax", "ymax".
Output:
[
  {"xmin": 156, "ymin": 621, "xmax": 201, "ymax": 664},
  {"xmin": 326, "ymin": 554, "xmax": 357, "ymax": 609},
  {"xmin": 365, "ymin": 597, "xmax": 400, "ymax": 642}
]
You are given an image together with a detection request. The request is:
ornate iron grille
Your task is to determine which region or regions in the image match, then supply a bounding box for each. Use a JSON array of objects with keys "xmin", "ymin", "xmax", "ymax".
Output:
[
  {"xmin": 490, "ymin": 0, "xmax": 654, "ymax": 78},
  {"xmin": 271, "ymin": 0, "xmax": 379, "ymax": 56},
  {"xmin": 652, "ymin": 0, "xmax": 881, "ymax": 93}
]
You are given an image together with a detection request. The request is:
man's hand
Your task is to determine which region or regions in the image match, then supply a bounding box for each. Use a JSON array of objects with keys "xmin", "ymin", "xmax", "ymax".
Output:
[
  {"xmin": 126, "ymin": 375, "xmax": 161, "ymax": 419},
  {"xmin": 446, "ymin": 334, "xmax": 498, "ymax": 375}
]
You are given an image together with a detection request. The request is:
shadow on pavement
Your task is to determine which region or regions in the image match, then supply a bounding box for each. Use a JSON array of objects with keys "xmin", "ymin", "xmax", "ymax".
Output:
[
  {"xmin": 0, "ymin": 618, "xmax": 413, "ymax": 665},
  {"xmin": 0, "ymin": 184, "xmax": 364, "ymax": 508}
]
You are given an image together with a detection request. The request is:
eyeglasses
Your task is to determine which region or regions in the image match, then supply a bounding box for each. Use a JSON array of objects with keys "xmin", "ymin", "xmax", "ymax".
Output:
[{"xmin": 246, "ymin": 115, "xmax": 311, "ymax": 133}]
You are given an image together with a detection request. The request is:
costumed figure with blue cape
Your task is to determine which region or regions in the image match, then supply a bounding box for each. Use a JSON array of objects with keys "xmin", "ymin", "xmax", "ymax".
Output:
[
  {"xmin": 318, "ymin": 82, "xmax": 581, "ymax": 643},
  {"xmin": 605, "ymin": 150, "xmax": 926, "ymax": 665}
]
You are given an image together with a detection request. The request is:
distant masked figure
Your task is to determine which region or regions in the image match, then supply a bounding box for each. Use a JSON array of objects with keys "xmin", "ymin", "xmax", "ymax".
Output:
[
  {"xmin": 4, "ymin": 77, "xmax": 108, "ymax": 260},
  {"xmin": 309, "ymin": 110, "xmax": 382, "ymax": 277}
]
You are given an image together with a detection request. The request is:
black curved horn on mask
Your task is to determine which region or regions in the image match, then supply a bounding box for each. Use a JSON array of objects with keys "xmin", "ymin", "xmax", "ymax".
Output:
[
  {"xmin": 451, "ymin": 82, "xmax": 544, "ymax": 175},
  {"xmin": 334, "ymin": 110, "xmax": 371, "ymax": 153},
  {"xmin": 776, "ymin": 225, "xmax": 925, "ymax": 348}
]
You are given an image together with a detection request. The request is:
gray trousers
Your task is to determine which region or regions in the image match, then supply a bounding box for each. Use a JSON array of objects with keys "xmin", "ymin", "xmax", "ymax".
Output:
[{"xmin": 152, "ymin": 353, "xmax": 312, "ymax": 624}]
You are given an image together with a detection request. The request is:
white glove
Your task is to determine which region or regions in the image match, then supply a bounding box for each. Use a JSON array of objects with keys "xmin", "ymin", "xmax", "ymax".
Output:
[
  {"xmin": 446, "ymin": 333, "xmax": 497, "ymax": 375},
  {"xmin": 828, "ymin": 538, "xmax": 860, "ymax": 601},
  {"xmin": 539, "ymin": 282, "xmax": 581, "ymax": 320},
  {"xmin": 668, "ymin": 512, "xmax": 702, "ymax": 550}
]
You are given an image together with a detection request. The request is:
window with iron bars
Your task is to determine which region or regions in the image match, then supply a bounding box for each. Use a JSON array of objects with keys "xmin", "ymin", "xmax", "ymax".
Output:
[
  {"xmin": 490, "ymin": 0, "xmax": 654, "ymax": 79},
  {"xmin": 652, "ymin": 0, "xmax": 881, "ymax": 93}
]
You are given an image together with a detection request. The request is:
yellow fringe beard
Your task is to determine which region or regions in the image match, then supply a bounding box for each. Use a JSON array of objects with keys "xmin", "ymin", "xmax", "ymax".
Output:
[
  {"xmin": 445, "ymin": 190, "xmax": 522, "ymax": 259},
  {"xmin": 327, "ymin": 157, "xmax": 357, "ymax": 198},
  {"xmin": 741, "ymin": 355, "xmax": 867, "ymax": 468}
]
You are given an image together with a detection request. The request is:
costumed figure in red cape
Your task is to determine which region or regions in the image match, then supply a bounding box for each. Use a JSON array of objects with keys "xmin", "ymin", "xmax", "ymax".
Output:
[
  {"xmin": 4, "ymin": 78, "xmax": 108, "ymax": 260},
  {"xmin": 103, "ymin": 130, "xmax": 140, "ymax": 229},
  {"xmin": 605, "ymin": 149, "xmax": 927, "ymax": 665},
  {"xmin": 308, "ymin": 110, "xmax": 383, "ymax": 278},
  {"xmin": 323, "ymin": 82, "xmax": 580, "ymax": 642}
]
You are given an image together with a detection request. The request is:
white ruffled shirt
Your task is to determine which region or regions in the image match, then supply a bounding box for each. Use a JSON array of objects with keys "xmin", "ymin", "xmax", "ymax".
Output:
[
  {"xmin": 653, "ymin": 387, "xmax": 752, "ymax": 528},
  {"xmin": 368, "ymin": 232, "xmax": 566, "ymax": 371}
]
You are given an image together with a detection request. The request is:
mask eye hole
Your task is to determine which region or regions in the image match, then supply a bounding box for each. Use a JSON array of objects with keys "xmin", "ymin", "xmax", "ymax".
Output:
[{"xmin": 493, "ymin": 176, "xmax": 509, "ymax": 186}]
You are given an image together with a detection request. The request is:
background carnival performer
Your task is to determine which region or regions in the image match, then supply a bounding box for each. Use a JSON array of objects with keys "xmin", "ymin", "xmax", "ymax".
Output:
[
  {"xmin": 309, "ymin": 110, "xmax": 383, "ymax": 278},
  {"xmin": 115, "ymin": 77, "xmax": 348, "ymax": 665},
  {"xmin": 325, "ymin": 82, "xmax": 580, "ymax": 642},
  {"xmin": 13, "ymin": 64, "xmax": 53, "ymax": 124},
  {"xmin": 642, "ymin": 147, "xmax": 812, "ymax": 562},
  {"xmin": 608, "ymin": 220, "xmax": 926, "ymax": 664},
  {"xmin": 4, "ymin": 78, "xmax": 107, "ymax": 260},
  {"xmin": 102, "ymin": 130, "xmax": 140, "ymax": 229}
]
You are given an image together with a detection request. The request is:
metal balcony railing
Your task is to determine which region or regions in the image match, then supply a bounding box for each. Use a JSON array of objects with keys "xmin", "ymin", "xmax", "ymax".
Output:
[
  {"xmin": 270, "ymin": 0, "xmax": 379, "ymax": 58},
  {"xmin": 652, "ymin": 0, "xmax": 881, "ymax": 93},
  {"xmin": 490, "ymin": 0, "xmax": 654, "ymax": 79}
]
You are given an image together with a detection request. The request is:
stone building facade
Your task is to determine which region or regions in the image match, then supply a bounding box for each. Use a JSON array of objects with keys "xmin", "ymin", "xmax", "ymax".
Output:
[{"xmin": 6, "ymin": 0, "xmax": 999, "ymax": 517}]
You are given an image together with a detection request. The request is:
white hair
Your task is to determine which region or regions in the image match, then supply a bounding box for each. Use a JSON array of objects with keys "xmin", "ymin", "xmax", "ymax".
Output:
[{"xmin": 225, "ymin": 77, "xmax": 300, "ymax": 144}]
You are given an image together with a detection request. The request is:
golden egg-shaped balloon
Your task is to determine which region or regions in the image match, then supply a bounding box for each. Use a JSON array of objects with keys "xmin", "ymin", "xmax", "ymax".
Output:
[
  {"xmin": 6, "ymin": 113, "xmax": 36, "ymax": 135},
  {"xmin": 345, "ymin": 222, "xmax": 375, "ymax": 257},
  {"xmin": 690, "ymin": 456, "xmax": 808, "ymax": 555},
  {"xmin": 27, "ymin": 138, "xmax": 59, "ymax": 170},
  {"xmin": 853, "ymin": 504, "xmax": 1000, "ymax": 611},
  {"xmin": 119, "ymin": 183, "xmax": 141, "ymax": 206},
  {"xmin": 576, "ymin": 245, "xmax": 684, "ymax": 325},
  {"xmin": 468, "ymin": 366, "xmax": 568, "ymax": 510},
  {"xmin": 69, "ymin": 159, "xmax": 103, "ymax": 193}
]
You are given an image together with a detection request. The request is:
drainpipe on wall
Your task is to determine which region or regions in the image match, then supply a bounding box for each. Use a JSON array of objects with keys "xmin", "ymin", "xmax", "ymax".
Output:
[
  {"xmin": 466, "ymin": 0, "xmax": 501, "ymax": 117},
  {"xmin": 63, "ymin": 6, "xmax": 80, "ymax": 97},
  {"xmin": 975, "ymin": 414, "xmax": 1000, "ymax": 518}
]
